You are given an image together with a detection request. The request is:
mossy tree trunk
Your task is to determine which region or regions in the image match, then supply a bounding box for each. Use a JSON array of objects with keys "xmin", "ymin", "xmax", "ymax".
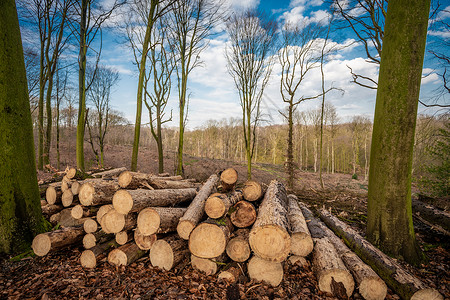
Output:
[
  {"xmin": 367, "ymin": 0, "xmax": 431, "ymax": 264},
  {"xmin": 0, "ymin": 0, "xmax": 49, "ymax": 253}
]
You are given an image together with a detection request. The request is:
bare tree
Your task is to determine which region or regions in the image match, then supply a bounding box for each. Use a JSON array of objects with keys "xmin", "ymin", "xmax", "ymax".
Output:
[
  {"xmin": 226, "ymin": 10, "xmax": 277, "ymax": 179},
  {"xmin": 167, "ymin": 0, "xmax": 224, "ymax": 175},
  {"xmin": 54, "ymin": 66, "xmax": 69, "ymax": 169},
  {"xmin": 144, "ymin": 19, "xmax": 174, "ymax": 174}
]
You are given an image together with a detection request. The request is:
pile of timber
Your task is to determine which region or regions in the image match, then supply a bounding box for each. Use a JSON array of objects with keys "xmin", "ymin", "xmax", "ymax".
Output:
[{"xmin": 34, "ymin": 167, "xmax": 443, "ymax": 300}]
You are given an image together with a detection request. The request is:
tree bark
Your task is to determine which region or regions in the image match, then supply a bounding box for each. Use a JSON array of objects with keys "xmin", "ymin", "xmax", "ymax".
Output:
[
  {"xmin": 112, "ymin": 188, "xmax": 196, "ymax": 214},
  {"xmin": 78, "ymin": 180, "xmax": 120, "ymax": 206},
  {"xmin": 249, "ymin": 180, "xmax": 290, "ymax": 262},
  {"xmin": 32, "ymin": 226, "xmax": 84, "ymax": 256},
  {"xmin": 177, "ymin": 174, "xmax": 219, "ymax": 239},
  {"xmin": 80, "ymin": 239, "xmax": 118, "ymax": 268},
  {"xmin": 108, "ymin": 242, "xmax": 146, "ymax": 266},
  {"xmin": 318, "ymin": 208, "xmax": 443, "ymax": 300},
  {"xmin": 247, "ymin": 256, "xmax": 283, "ymax": 287},
  {"xmin": 149, "ymin": 235, "xmax": 189, "ymax": 271},
  {"xmin": 189, "ymin": 217, "xmax": 233, "ymax": 259},
  {"xmin": 229, "ymin": 200, "xmax": 257, "ymax": 228},
  {"xmin": 367, "ymin": 0, "xmax": 431, "ymax": 264},
  {"xmin": 205, "ymin": 190, "xmax": 242, "ymax": 219},
  {"xmin": 287, "ymin": 194, "xmax": 313, "ymax": 257},
  {"xmin": 137, "ymin": 207, "xmax": 187, "ymax": 236},
  {"xmin": 226, "ymin": 229, "xmax": 250, "ymax": 262}
]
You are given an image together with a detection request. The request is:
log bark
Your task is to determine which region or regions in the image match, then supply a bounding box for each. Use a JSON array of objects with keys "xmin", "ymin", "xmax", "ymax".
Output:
[
  {"xmin": 247, "ymin": 256, "xmax": 283, "ymax": 287},
  {"xmin": 226, "ymin": 229, "xmax": 250, "ymax": 262},
  {"xmin": 149, "ymin": 235, "xmax": 189, "ymax": 271},
  {"xmin": 46, "ymin": 185, "xmax": 62, "ymax": 205},
  {"xmin": 108, "ymin": 242, "xmax": 146, "ymax": 266},
  {"xmin": 79, "ymin": 180, "xmax": 120, "ymax": 206},
  {"xmin": 115, "ymin": 231, "xmax": 130, "ymax": 245},
  {"xmin": 134, "ymin": 229, "xmax": 157, "ymax": 250},
  {"xmin": 137, "ymin": 207, "xmax": 187, "ymax": 236},
  {"xmin": 190, "ymin": 254, "xmax": 227, "ymax": 275},
  {"xmin": 112, "ymin": 188, "xmax": 196, "ymax": 215},
  {"xmin": 249, "ymin": 180, "xmax": 290, "ymax": 262},
  {"xmin": 177, "ymin": 174, "xmax": 219, "ymax": 240},
  {"xmin": 220, "ymin": 168, "xmax": 238, "ymax": 191},
  {"xmin": 242, "ymin": 180, "xmax": 263, "ymax": 201},
  {"xmin": 118, "ymin": 171, "xmax": 196, "ymax": 189},
  {"xmin": 100, "ymin": 209, "xmax": 137, "ymax": 234},
  {"xmin": 71, "ymin": 205, "xmax": 99, "ymax": 220},
  {"xmin": 229, "ymin": 200, "xmax": 257, "ymax": 228},
  {"xmin": 287, "ymin": 194, "xmax": 313, "ymax": 257},
  {"xmin": 80, "ymin": 240, "xmax": 118, "ymax": 268},
  {"xmin": 32, "ymin": 226, "xmax": 84, "ymax": 256},
  {"xmin": 205, "ymin": 190, "xmax": 243, "ymax": 219},
  {"xmin": 412, "ymin": 198, "xmax": 450, "ymax": 234},
  {"xmin": 83, "ymin": 218, "xmax": 98, "ymax": 233},
  {"xmin": 41, "ymin": 204, "xmax": 64, "ymax": 217},
  {"xmin": 189, "ymin": 217, "xmax": 233, "ymax": 259},
  {"xmin": 92, "ymin": 167, "xmax": 127, "ymax": 178},
  {"xmin": 318, "ymin": 208, "xmax": 443, "ymax": 300}
]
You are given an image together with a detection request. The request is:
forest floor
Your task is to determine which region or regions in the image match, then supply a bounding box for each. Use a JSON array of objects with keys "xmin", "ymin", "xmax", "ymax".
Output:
[{"xmin": 0, "ymin": 144, "xmax": 448, "ymax": 299}]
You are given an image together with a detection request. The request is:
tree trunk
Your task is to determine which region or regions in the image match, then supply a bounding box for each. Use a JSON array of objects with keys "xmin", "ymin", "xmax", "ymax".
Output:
[
  {"xmin": 177, "ymin": 174, "xmax": 219, "ymax": 239},
  {"xmin": 367, "ymin": 0, "xmax": 430, "ymax": 264},
  {"xmin": 78, "ymin": 180, "xmax": 120, "ymax": 206},
  {"xmin": 80, "ymin": 239, "xmax": 118, "ymax": 268},
  {"xmin": 249, "ymin": 180, "xmax": 290, "ymax": 262},
  {"xmin": 242, "ymin": 180, "xmax": 262, "ymax": 201},
  {"xmin": 134, "ymin": 229, "xmax": 157, "ymax": 250},
  {"xmin": 287, "ymin": 103, "xmax": 294, "ymax": 189},
  {"xmin": 226, "ymin": 229, "xmax": 250, "ymax": 262},
  {"xmin": 32, "ymin": 226, "xmax": 84, "ymax": 256},
  {"xmin": 189, "ymin": 217, "xmax": 233, "ymax": 259},
  {"xmin": 229, "ymin": 200, "xmax": 257, "ymax": 228},
  {"xmin": 150, "ymin": 235, "xmax": 189, "ymax": 271},
  {"xmin": 287, "ymin": 195, "xmax": 313, "ymax": 257},
  {"xmin": 318, "ymin": 208, "xmax": 442, "ymax": 300},
  {"xmin": 205, "ymin": 190, "xmax": 243, "ymax": 219},
  {"xmin": 108, "ymin": 242, "xmax": 146, "ymax": 266},
  {"xmin": 137, "ymin": 207, "xmax": 187, "ymax": 236},
  {"xmin": 247, "ymin": 256, "xmax": 283, "ymax": 287},
  {"xmin": 112, "ymin": 188, "xmax": 196, "ymax": 214}
]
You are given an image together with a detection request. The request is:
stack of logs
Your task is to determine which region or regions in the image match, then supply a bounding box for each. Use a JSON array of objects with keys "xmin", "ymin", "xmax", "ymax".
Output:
[{"xmin": 34, "ymin": 167, "xmax": 443, "ymax": 300}]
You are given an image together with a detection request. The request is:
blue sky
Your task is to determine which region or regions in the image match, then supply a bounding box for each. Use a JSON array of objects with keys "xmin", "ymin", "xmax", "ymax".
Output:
[{"xmin": 96, "ymin": 0, "xmax": 448, "ymax": 129}]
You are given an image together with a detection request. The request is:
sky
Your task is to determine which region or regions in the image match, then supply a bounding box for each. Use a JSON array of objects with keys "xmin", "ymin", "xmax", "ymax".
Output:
[{"xmin": 88, "ymin": 0, "xmax": 449, "ymax": 129}]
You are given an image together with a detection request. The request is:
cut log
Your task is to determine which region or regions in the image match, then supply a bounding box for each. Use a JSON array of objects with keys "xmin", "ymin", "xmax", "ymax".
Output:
[
  {"xmin": 218, "ymin": 263, "xmax": 245, "ymax": 283},
  {"xmin": 41, "ymin": 200, "xmax": 47, "ymax": 206},
  {"xmin": 134, "ymin": 229, "xmax": 157, "ymax": 250},
  {"xmin": 249, "ymin": 180, "xmax": 290, "ymax": 262},
  {"xmin": 92, "ymin": 167, "xmax": 127, "ymax": 178},
  {"xmin": 83, "ymin": 233, "xmax": 97, "ymax": 249},
  {"xmin": 100, "ymin": 209, "xmax": 137, "ymax": 234},
  {"xmin": 32, "ymin": 226, "xmax": 84, "ymax": 256},
  {"xmin": 83, "ymin": 218, "xmax": 98, "ymax": 233},
  {"xmin": 61, "ymin": 177, "xmax": 72, "ymax": 193},
  {"xmin": 189, "ymin": 217, "xmax": 233, "ymax": 259},
  {"xmin": 177, "ymin": 174, "xmax": 219, "ymax": 240},
  {"xmin": 41, "ymin": 204, "xmax": 64, "ymax": 217},
  {"xmin": 287, "ymin": 194, "xmax": 314, "ymax": 257},
  {"xmin": 205, "ymin": 190, "xmax": 243, "ymax": 219},
  {"xmin": 96, "ymin": 204, "xmax": 113, "ymax": 224},
  {"xmin": 112, "ymin": 188, "xmax": 196, "ymax": 215},
  {"xmin": 49, "ymin": 208, "xmax": 87, "ymax": 227},
  {"xmin": 412, "ymin": 198, "xmax": 450, "ymax": 234},
  {"xmin": 226, "ymin": 229, "xmax": 251, "ymax": 262},
  {"xmin": 83, "ymin": 231, "xmax": 114, "ymax": 249},
  {"xmin": 79, "ymin": 180, "xmax": 120, "ymax": 206},
  {"xmin": 46, "ymin": 185, "xmax": 62, "ymax": 205},
  {"xmin": 242, "ymin": 180, "xmax": 263, "ymax": 201},
  {"xmin": 149, "ymin": 235, "xmax": 189, "ymax": 271},
  {"xmin": 318, "ymin": 208, "xmax": 444, "ymax": 300},
  {"xmin": 115, "ymin": 231, "xmax": 130, "ymax": 245},
  {"xmin": 288, "ymin": 255, "xmax": 309, "ymax": 267},
  {"xmin": 247, "ymin": 256, "xmax": 283, "ymax": 287},
  {"xmin": 71, "ymin": 205, "xmax": 99, "ymax": 220},
  {"xmin": 71, "ymin": 181, "xmax": 81, "ymax": 196},
  {"xmin": 229, "ymin": 200, "xmax": 257, "ymax": 228},
  {"xmin": 61, "ymin": 189, "xmax": 77, "ymax": 207},
  {"xmin": 190, "ymin": 254, "xmax": 227, "ymax": 275},
  {"xmin": 108, "ymin": 242, "xmax": 146, "ymax": 266},
  {"xmin": 137, "ymin": 207, "xmax": 187, "ymax": 236},
  {"xmin": 65, "ymin": 167, "xmax": 84, "ymax": 180},
  {"xmin": 118, "ymin": 171, "xmax": 196, "ymax": 189},
  {"xmin": 220, "ymin": 168, "xmax": 238, "ymax": 191},
  {"xmin": 80, "ymin": 240, "xmax": 119, "ymax": 268}
]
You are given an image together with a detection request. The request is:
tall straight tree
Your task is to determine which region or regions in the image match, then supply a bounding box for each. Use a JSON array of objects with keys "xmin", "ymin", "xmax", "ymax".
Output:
[
  {"xmin": 129, "ymin": 0, "xmax": 174, "ymax": 172},
  {"xmin": 0, "ymin": 0, "xmax": 48, "ymax": 253},
  {"xmin": 367, "ymin": 0, "xmax": 431, "ymax": 264},
  {"xmin": 226, "ymin": 10, "xmax": 277, "ymax": 179},
  {"xmin": 168, "ymin": 0, "xmax": 223, "ymax": 175}
]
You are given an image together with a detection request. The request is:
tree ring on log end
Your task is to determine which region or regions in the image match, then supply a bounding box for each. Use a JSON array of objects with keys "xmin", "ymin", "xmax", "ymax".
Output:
[
  {"xmin": 411, "ymin": 289, "xmax": 444, "ymax": 300},
  {"xmin": 318, "ymin": 269, "xmax": 354, "ymax": 298},
  {"xmin": 177, "ymin": 221, "xmax": 195, "ymax": 240},
  {"xmin": 137, "ymin": 208, "xmax": 160, "ymax": 235},
  {"xmin": 118, "ymin": 171, "xmax": 132, "ymax": 188},
  {"xmin": 249, "ymin": 225, "xmax": 290, "ymax": 262},
  {"xmin": 79, "ymin": 183, "xmax": 95, "ymax": 206},
  {"xmin": 113, "ymin": 190, "xmax": 133, "ymax": 215},
  {"xmin": 102, "ymin": 210, "xmax": 125, "ymax": 233},
  {"xmin": 291, "ymin": 232, "xmax": 314, "ymax": 257},
  {"xmin": 359, "ymin": 277, "xmax": 388, "ymax": 300},
  {"xmin": 108, "ymin": 248, "xmax": 127, "ymax": 266},
  {"xmin": 80, "ymin": 250, "xmax": 96, "ymax": 268},
  {"xmin": 189, "ymin": 223, "xmax": 227, "ymax": 258},
  {"xmin": 248, "ymin": 256, "xmax": 283, "ymax": 287},
  {"xmin": 46, "ymin": 186, "xmax": 57, "ymax": 205},
  {"xmin": 150, "ymin": 240, "xmax": 174, "ymax": 271},
  {"xmin": 32, "ymin": 234, "xmax": 51, "ymax": 256},
  {"xmin": 205, "ymin": 196, "xmax": 226, "ymax": 219}
]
